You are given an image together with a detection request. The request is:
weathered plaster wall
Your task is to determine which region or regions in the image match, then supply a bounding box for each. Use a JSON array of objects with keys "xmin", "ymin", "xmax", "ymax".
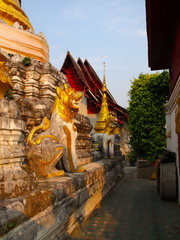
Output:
[
  {"xmin": 78, "ymin": 92, "xmax": 87, "ymax": 116},
  {"xmin": 0, "ymin": 99, "xmax": 36, "ymax": 200},
  {"xmin": 7, "ymin": 55, "xmax": 66, "ymax": 130},
  {"xmin": 165, "ymin": 76, "xmax": 180, "ymax": 204}
]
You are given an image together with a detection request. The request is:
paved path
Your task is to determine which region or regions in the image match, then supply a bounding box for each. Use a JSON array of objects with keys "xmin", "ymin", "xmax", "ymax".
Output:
[{"xmin": 68, "ymin": 167, "xmax": 180, "ymax": 240}]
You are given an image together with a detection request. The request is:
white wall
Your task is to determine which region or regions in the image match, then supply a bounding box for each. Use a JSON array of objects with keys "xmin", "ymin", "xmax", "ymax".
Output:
[
  {"xmin": 166, "ymin": 76, "xmax": 180, "ymax": 204},
  {"xmin": 88, "ymin": 114, "xmax": 99, "ymax": 134},
  {"xmin": 78, "ymin": 92, "xmax": 87, "ymax": 116},
  {"xmin": 78, "ymin": 93, "xmax": 99, "ymax": 134},
  {"xmin": 166, "ymin": 108, "xmax": 178, "ymax": 155}
]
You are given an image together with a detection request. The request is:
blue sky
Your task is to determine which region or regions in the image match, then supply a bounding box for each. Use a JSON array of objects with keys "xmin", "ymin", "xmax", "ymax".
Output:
[{"xmin": 22, "ymin": 0, "xmax": 154, "ymax": 108}]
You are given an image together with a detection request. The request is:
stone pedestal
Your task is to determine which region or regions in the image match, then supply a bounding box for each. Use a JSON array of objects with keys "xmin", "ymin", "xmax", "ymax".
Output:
[
  {"xmin": 0, "ymin": 157, "xmax": 124, "ymax": 239},
  {"xmin": 0, "ymin": 99, "xmax": 35, "ymax": 200},
  {"xmin": 160, "ymin": 162, "xmax": 177, "ymax": 200}
]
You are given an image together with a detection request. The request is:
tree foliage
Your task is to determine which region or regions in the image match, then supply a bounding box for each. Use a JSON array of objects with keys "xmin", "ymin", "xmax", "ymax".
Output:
[{"xmin": 128, "ymin": 71, "xmax": 169, "ymax": 162}]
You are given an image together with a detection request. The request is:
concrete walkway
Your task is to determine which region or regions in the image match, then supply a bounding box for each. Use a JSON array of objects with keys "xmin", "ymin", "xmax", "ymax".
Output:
[{"xmin": 68, "ymin": 167, "xmax": 180, "ymax": 240}]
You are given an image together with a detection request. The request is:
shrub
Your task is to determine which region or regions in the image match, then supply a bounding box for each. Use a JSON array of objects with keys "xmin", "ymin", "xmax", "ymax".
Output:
[
  {"xmin": 21, "ymin": 57, "xmax": 31, "ymax": 66},
  {"xmin": 128, "ymin": 71, "xmax": 169, "ymax": 162}
]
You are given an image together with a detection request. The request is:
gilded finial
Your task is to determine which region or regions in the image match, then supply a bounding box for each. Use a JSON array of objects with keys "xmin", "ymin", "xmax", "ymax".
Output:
[
  {"xmin": 94, "ymin": 62, "xmax": 118, "ymax": 136},
  {"xmin": 102, "ymin": 62, "xmax": 107, "ymax": 92},
  {"xmin": 94, "ymin": 62, "xmax": 110, "ymax": 133},
  {"xmin": 103, "ymin": 61, "xmax": 106, "ymax": 83}
]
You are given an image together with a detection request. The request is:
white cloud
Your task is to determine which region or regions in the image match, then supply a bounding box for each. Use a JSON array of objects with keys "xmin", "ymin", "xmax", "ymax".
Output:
[
  {"xmin": 105, "ymin": 13, "xmax": 146, "ymax": 38},
  {"xmin": 63, "ymin": 6, "xmax": 88, "ymax": 20}
]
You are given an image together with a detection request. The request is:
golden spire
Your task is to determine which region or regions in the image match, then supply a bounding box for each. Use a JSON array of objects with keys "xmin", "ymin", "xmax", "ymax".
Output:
[
  {"xmin": 99, "ymin": 62, "xmax": 109, "ymax": 120},
  {"xmin": 94, "ymin": 62, "xmax": 110, "ymax": 133},
  {"xmin": 0, "ymin": 0, "xmax": 33, "ymax": 30},
  {"xmin": 102, "ymin": 61, "xmax": 107, "ymax": 92}
]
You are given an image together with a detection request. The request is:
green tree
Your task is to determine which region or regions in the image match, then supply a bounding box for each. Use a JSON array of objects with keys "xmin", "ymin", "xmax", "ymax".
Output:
[{"xmin": 128, "ymin": 71, "xmax": 169, "ymax": 162}]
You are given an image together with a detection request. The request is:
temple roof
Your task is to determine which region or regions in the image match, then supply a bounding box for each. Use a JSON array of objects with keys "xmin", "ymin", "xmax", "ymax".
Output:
[
  {"xmin": 61, "ymin": 52, "xmax": 99, "ymax": 104},
  {"xmin": 145, "ymin": 0, "xmax": 179, "ymax": 70},
  {"xmin": 61, "ymin": 51, "xmax": 127, "ymax": 123}
]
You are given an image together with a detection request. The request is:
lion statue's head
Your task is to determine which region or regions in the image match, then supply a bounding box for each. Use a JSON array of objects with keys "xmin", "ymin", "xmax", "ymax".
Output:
[
  {"xmin": 105, "ymin": 111, "xmax": 118, "ymax": 135},
  {"xmin": 52, "ymin": 84, "xmax": 82, "ymax": 122}
]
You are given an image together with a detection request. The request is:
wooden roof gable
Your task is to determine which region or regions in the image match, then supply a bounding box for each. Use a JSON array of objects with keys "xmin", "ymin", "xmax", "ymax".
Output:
[
  {"xmin": 61, "ymin": 52, "xmax": 99, "ymax": 105},
  {"xmin": 61, "ymin": 51, "xmax": 128, "ymax": 121},
  {"xmin": 61, "ymin": 51, "xmax": 88, "ymax": 91}
]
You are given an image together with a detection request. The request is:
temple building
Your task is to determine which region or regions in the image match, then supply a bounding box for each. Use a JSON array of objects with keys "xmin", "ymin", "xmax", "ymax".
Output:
[
  {"xmin": 61, "ymin": 51, "xmax": 129, "ymax": 156},
  {"xmin": 0, "ymin": 1, "xmax": 127, "ymax": 239},
  {"xmin": 145, "ymin": 0, "xmax": 180, "ymax": 203},
  {"xmin": 61, "ymin": 51, "xmax": 128, "ymax": 132}
]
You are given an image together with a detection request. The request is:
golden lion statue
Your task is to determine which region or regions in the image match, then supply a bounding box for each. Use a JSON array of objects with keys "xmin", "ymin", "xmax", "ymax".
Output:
[{"xmin": 26, "ymin": 84, "xmax": 84, "ymax": 178}]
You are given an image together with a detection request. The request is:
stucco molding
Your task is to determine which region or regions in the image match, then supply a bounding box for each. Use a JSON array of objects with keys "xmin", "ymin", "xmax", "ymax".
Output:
[{"xmin": 0, "ymin": 23, "xmax": 49, "ymax": 62}]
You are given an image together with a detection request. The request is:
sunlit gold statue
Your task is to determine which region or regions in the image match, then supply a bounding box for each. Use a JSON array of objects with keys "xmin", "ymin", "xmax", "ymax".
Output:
[
  {"xmin": 27, "ymin": 116, "xmax": 65, "ymax": 178},
  {"xmin": 27, "ymin": 84, "xmax": 85, "ymax": 178},
  {"xmin": 0, "ymin": 0, "xmax": 33, "ymax": 30},
  {"xmin": 0, "ymin": 53, "xmax": 12, "ymax": 99}
]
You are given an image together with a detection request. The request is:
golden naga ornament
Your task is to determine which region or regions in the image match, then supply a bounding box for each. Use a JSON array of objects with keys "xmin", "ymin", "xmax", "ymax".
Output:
[
  {"xmin": 0, "ymin": 53, "xmax": 12, "ymax": 99},
  {"xmin": 0, "ymin": 0, "xmax": 33, "ymax": 30},
  {"xmin": 27, "ymin": 117, "xmax": 60, "ymax": 145},
  {"xmin": 27, "ymin": 116, "xmax": 65, "ymax": 178}
]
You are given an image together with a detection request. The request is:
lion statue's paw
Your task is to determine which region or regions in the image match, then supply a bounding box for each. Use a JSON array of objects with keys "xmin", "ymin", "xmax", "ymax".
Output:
[
  {"xmin": 47, "ymin": 170, "xmax": 65, "ymax": 178},
  {"xmin": 75, "ymin": 167, "xmax": 86, "ymax": 173}
]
